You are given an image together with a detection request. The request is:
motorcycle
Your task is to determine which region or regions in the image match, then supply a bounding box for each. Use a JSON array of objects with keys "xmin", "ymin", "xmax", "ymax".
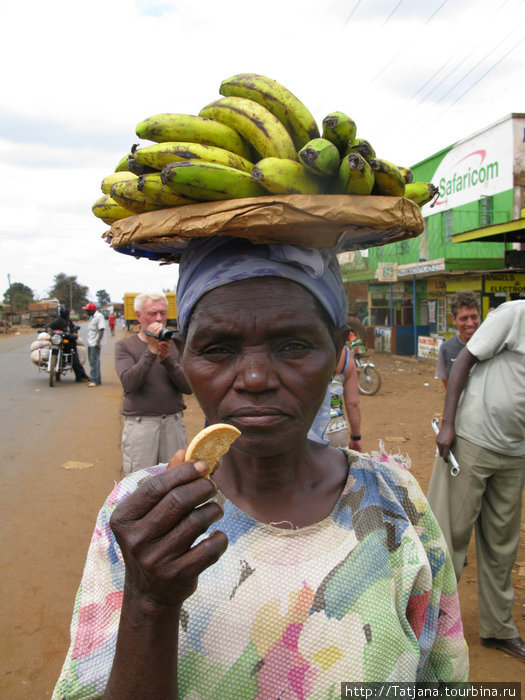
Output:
[
  {"xmin": 349, "ymin": 338, "xmax": 382, "ymax": 395},
  {"xmin": 33, "ymin": 328, "xmax": 78, "ymax": 386}
]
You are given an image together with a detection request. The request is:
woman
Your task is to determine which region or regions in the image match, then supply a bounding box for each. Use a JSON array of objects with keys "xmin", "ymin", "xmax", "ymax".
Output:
[{"xmin": 53, "ymin": 238, "xmax": 468, "ymax": 699}]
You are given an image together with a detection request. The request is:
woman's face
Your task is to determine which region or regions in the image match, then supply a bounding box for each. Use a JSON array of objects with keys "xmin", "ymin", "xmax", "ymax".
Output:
[{"xmin": 181, "ymin": 277, "xmax": 344, "ymax": 457}]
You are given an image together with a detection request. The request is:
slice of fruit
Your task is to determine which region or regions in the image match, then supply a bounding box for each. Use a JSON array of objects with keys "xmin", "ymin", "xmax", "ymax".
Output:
[{"xmin": 185, "ymin": 423, "xmax": 241, "ymax": 477}]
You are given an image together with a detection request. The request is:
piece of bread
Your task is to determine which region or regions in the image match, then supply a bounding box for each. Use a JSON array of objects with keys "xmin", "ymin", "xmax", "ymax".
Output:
[{"xmin": 185, "ymin": 423, "xmax": 241, "ymax": 477}]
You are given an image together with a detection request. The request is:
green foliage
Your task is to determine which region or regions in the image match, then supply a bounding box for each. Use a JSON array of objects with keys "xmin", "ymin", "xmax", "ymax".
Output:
[
  {"xmin": 48, "ymin": 273, "xmax": 89, "ymax": 312},
  {"xmin": 96, "ymin": 289, "xmax": 111, "ymax": 307},
  {"xmin": 3, "ymin": 282, "xmax": 34, "ymax": 310}
]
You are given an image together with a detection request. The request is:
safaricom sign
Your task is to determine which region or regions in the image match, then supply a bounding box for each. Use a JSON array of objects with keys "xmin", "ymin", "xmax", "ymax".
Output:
[{"xmin": 422, "ymin": 118, "xmax": 513, "ymax": 215}]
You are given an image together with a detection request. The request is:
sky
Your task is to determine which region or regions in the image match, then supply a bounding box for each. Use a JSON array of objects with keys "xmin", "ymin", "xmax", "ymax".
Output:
[{"xmin": 1, "ymin": 0, "xmax": 524, "ymax": 305}]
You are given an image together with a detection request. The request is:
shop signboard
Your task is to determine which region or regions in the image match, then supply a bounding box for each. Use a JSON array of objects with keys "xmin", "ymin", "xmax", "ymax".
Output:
[
  {"xmin": 446, "ymin": 275, "xmax": 482, "ymax": 293},
  {"xmin": 418, "ymin": 336, "xmax": 442, "ymax": 361},
  {"xmin": 427, "ymin": 278, "xmax": 447, "ymax": 298},
  {"xmin": 376, "ymin": 262, "xmax": 398, "ymax": 282},
  {"xmin": 484, "ymin": 272, "xmax": 525, "ymax": 295},
  {"xmin": 421, "ymin": 116, "xmax": 514, "ymax": 216}
]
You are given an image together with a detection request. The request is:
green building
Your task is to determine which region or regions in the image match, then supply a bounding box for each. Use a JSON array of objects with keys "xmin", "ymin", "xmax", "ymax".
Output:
[{"xmin": 341, "ymin": 113, "xmax": 525, "ymax": 356}]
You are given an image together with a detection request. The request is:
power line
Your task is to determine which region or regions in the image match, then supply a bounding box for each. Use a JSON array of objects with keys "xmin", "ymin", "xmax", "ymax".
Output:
[
  {"xmin": 369, "ymin": 0, "xmax": 449, "ymax": 84},
  {"xmin": 343, "ymin": 0, "xmax": 363, "ymax": 26},
  {"xmin": 383, "ymin": 0, "xmax": 405, "ymax": 26}
]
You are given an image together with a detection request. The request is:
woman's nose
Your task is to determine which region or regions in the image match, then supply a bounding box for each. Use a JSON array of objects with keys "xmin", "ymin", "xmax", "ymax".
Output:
[{"xmin": 233, "ymin": 352, "xmax": 279, "ymax": 392}]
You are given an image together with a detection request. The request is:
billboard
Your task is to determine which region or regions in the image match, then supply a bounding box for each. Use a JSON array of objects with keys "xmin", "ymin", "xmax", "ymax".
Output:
[{"xmin": 422, "ymin": 117, "xmax": 514, "ymax": 216}]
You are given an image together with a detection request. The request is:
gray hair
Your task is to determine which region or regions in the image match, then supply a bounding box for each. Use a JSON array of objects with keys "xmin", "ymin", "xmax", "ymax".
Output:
[{"xmin": 134, "ymin": 292, "xmax": 168, "ymax": 313}]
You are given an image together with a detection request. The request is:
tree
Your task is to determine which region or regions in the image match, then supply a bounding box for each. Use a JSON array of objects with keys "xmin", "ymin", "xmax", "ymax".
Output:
[
  {"xmin": 3, "ymin": 282, "xmax": 34, "ymax": 311},
  {"xmin": 96, "ymin": 289, "xmax": 111, "ymax": 307},
  {"xmin": 48, "ymin": 274, "xmax": 89, "ymax": 312}
]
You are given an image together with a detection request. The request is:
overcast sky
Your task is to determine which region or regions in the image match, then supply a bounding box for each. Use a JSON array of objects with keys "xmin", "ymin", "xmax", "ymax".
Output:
[{"xmin": 1, "ymin": 0, "xmax": 524, "ymax": 304}]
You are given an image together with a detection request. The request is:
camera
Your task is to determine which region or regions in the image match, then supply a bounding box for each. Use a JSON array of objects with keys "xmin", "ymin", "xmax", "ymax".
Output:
[
  {"xmin": 157, "ymin": 327, "xmax": 177, "ymax": 341},
  {"xmin": 145, "ymin": 327, "xmax": 178, "ymax": 341}
]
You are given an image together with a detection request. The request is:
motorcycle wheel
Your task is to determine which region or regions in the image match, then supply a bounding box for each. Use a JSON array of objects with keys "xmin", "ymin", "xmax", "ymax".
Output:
[
  {"xmin": 357, "ymin": 366, "xmax": 382, "ymax": 395},
  {"xmin": 49, "ymin": 353, "xmax": 57, "ymax": 387}
]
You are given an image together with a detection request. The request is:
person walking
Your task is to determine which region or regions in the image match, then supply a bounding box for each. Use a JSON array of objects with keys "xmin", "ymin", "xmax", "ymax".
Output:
[
  {"xmin": 435, "ymin": 299, "xmax": 525, "ymax": 660},
  {"xmin": 114, "ymin": 292, "xmax": 192, "ymax": 473}
]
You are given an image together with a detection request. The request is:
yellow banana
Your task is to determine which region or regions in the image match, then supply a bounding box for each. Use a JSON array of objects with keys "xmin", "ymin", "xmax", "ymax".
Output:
[
  {"xmin": 321, "ymin": 112, "xmax": 357, "ymax": 155},
  {"xmin": 135, "ymin": 113, "xmax": 252, "ymax": 160},
  {"xmin": 404, "ymin": 181, "xmax": 439, "ymax": 207},
  {"xmin": 337, "ymin": 153, "xmax": 374, "ymax": 195},
  {"xmin": 101, "ymin": 171, "xmax": 138, "ymax": 195},
  {"xmin": 345, "ymin": 138, "xmax": 376, "ymax": 162},
  {"xmin": 136, "ymin": 173, "xmax": 201, "ymax": 207},
  {"xmin": 110, "ymin": 179, "xmax": 166, "ymax": 214},
  {"xmin": 92, "ymin": 194, "xmax": 135, "ymax": 225},
  {"xmin": 369, "ymin": 159, "xmax": 405, "ymax": 197},
  {"xmin": 251, "ymin": 158, "xmax": 324, "ymax": 195},
  {"xmin": 133, "ymin": 141, "xmax": 253, "ymax": 173},
  {"xmin": 219, "ymin": 73, "xmax": 319, "ymax": 150},
  {"xmin": 199, "ymin": 96, "xmax": 297, "ymax": 161},
  {"xmin": 115, "ymin": 153, "xmax": 132, "ymax": 172},
  {"xmin": 398, "ymin": 166, "xmax": 414, "ymax": 184},
  {"xmin": 160, "ymin": 160, "xmax": 265, "ymax": 201},
  {"xmin": 298, "ymin": 138, "xmax": 340, "ymax": 177}
]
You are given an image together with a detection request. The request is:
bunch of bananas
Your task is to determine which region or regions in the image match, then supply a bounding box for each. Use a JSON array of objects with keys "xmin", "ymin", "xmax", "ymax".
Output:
[{"xmin": 92, "ymin": 73, "xmax": 438, "ymax": 226}]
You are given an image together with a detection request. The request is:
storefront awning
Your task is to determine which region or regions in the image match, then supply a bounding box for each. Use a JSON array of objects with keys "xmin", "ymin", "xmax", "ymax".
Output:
[{"xmin": 452, "ymin": 217, "xmax": 525, "ymax": 244}]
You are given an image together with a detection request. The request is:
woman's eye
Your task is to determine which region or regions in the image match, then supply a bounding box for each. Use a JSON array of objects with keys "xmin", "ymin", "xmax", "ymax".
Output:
[
  {"xmin": 201, "ymin": 344, "xmax": 235, "ymax": 357},
  {"xmin": 278, "ymin": 340, "xmax": 310, "ymax": 353}
]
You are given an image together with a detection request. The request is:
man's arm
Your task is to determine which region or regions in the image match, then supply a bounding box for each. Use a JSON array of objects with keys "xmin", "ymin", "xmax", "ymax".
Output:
[
  {"xmin": 436, "ymin": 346, "xmax": 478, "ymax": 460},
  {"xmin": 160, "ymin": 345, "xmax": 192, "ymax": 394},
  {"xmin": 342, "ymin": 353, "xmax": 363, "ymax": 452}
]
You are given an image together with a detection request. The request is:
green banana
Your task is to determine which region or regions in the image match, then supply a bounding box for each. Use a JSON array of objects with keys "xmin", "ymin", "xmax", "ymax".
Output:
[
  {"xmin": 345, "ymin": 138, "xmax": 376, "ymax": 162},
  {"xmin": 404, "ymin": 181, "xmax": 439, "ymax": 207},
  {"xmin": 133, "ymin": 141, "xmax": 253, "ymax": 173},
  {"xmin": 219, "ymin": 73, "xmax": 319, "ymax": 150},
  {"xmin": 398, "ymin": 166, "xmax": 414, "ymax": 184},
  {"xmin": 110, "ymin": 179, "xmax": 166, "ymax": 214},
  {"xmin": 160, "ymin": 160, "xmax": 266, "ymax": 201},
  {"xmin": 136, "ymin": 113, "xmax": 252, "ymax": 160},
  {"xmin": 321, "ymin": 112, "xmax": 357, "ymax": 155},
  {"xmin": 337, "ymin": 153, "xmax": 374, "ymax": 195},
  {"xmin": 369, "ymin": 159, "xmax": 405, "ymax": 197},
  {"xmin": 297, "ymin": 138, "xmax": 340, "ymax": 177},
  {"xmin": 101, "ymin": 171, "xmax": 138, "ymax": 195},
  {"xmin": 199, "ymin": 96, "xmax": 297, "ymax": 161},
  {"xmin": 92, "ymin": 194, "xmax": 135, "ymax": 225},
  {"xmin": 115, "ymin": 153, "xmax": 132, "ymax": 172},
  {"xmin": 137, "ymin": 173, "xmax": 200, "ymax": 207},
  {"xmin": 251, "ymin": 158, "xmax": 324, "ymax": 195}
]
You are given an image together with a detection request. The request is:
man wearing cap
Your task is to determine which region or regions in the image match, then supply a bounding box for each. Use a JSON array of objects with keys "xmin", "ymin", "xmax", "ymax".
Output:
[{"xmin": 82, "ymin": 302, "xmax": 106, "ymax": 387}]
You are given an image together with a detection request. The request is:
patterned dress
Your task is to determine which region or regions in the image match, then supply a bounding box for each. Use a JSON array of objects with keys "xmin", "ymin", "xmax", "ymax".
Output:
[{"xmin": 53, "ymin": 451, "xmax": 468, "ymax": 699}]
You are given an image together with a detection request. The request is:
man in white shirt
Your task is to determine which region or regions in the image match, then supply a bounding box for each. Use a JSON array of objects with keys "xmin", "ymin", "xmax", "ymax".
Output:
[
  {"xmin": 435, "ymin": 300, "xmax": 525, "ymax": 660},
  {"xmin": 82, "ymin": 302, "xmax": 106, "ymax": 386}
]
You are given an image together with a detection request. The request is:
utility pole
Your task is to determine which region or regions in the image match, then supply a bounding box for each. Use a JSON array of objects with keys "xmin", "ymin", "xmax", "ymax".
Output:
[{"xmin": 7, "ymin": 273, "xmax": 13, "ymax": 326}]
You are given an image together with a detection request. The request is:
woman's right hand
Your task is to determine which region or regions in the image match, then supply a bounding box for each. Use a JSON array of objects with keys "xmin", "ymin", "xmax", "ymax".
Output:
[{"xmin": 109, "ymin": 461, "xmax": 228, "ymax": 611}]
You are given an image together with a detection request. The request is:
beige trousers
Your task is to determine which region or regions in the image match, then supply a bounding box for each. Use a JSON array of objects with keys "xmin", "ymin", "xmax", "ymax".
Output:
[
  {"xmin": 122, "ymin": 412, "xmax": 187, "ymax": 474},
  {"xmin": 428, "ymin": 435, "xmax": 525, "ymax": 639}
]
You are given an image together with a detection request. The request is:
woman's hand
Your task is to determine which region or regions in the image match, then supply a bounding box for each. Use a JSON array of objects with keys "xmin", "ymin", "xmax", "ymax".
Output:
[{"xmin": 109, "ymin": 461, "xmax": 228, "ymax": 610}]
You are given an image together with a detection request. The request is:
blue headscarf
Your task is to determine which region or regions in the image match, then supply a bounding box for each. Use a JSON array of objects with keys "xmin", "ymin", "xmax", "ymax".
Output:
[{"xmin": 176, "ymin": 237, "xmax": 348, "ymax": 335}]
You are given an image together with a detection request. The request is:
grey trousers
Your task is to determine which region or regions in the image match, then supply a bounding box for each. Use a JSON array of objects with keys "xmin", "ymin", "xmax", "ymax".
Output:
[
  {"xmin": 121, "ymin": 412, "xmax": 187, "ymax": 474},
  {"xmin": 427, "ymin": 435, "xmax": 525, "ymax": 639}
]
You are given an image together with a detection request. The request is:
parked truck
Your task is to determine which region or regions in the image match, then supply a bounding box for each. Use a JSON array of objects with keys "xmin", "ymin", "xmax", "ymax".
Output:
[
  {"xmin": 28, "ymin": 299, "xmax": 60, "ymax": 328},
  {"xmin": 123, "ymin": 292, "xmax": 177, "ymax": 331}
]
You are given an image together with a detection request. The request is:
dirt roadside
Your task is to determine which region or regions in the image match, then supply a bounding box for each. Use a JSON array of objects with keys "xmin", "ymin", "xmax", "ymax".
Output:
[{"xmin": 0, "ymin": 330, "xmax": 523, "ymax": 697}]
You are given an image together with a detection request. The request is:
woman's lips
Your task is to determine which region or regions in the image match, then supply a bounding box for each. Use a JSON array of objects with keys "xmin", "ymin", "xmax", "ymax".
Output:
[{"xmin": 226, "ymin": 408, "xmax": 289, "ymax": 427}]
